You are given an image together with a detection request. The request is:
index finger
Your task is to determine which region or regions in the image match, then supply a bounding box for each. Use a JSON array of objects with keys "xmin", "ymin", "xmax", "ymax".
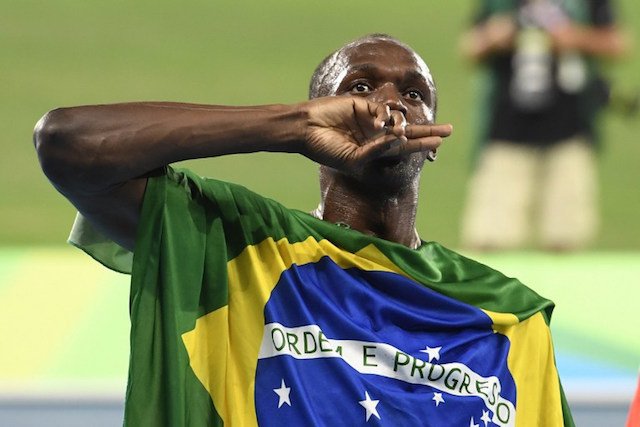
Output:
[
  {"xmin": 404, "ymin": 123, "xmax": 453, "ymax": 139},
  {"xmin": 352, "ymin": 99, "xmax": 391, "ymax": 138}
]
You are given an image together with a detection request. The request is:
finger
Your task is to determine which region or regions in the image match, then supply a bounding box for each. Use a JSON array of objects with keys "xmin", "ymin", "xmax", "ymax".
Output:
[
  {"xmin": 355, "ymin": 134, "xmax": 405, "ymax": 161},
  {"xmin": 372, "ymin": 102, "xmax": 392, "ymax": 131},
  {"xmin": 379, "ymin": 136, "xmax": 443, "ymax": 158},
  {"xmin": 359, "ymin": 101, "xmax": 391, "ymax": 131},
  {"xmin": 353, "ymin": 100, "xmax": 389, "ymax": 140},
  {"xmin": 353, "ymin": 99, "xmax": 388, "ymax": 132},
  {"xmin": 386, "ymin": 110, "xmax": 407, "ymax": 139},
  {"xmin": 404, "ymin": 123, "xmax": 453, "ymax": 139}
]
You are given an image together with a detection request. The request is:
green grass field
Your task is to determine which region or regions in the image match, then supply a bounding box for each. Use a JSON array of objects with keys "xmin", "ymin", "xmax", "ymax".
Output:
[{"xmin": 2, "ymin": 0, "xmax": 639, "ymax": 248}]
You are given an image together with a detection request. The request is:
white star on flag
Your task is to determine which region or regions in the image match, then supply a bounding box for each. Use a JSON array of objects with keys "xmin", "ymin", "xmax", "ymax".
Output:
[
  {"xmin": 359, "ymin": 391, "xmax": 381, "ymax": 422},
  {"xmin": 480, "ymin": 410, "xmax": 491, "ymax": 426},
  {"xmin": 469, "ymin": 416, "xmax": 480, "ymax": 427},
  {"xmin": 419, "ymin": 345, "xmax": 442, "ymax": 362},
  {"xmin": 273, "ymin": 379, "xmax": 291, "ymax": 408},
  {"xmin": 432, "ymin": 392, "xmax": 444, "ymax": 407}
]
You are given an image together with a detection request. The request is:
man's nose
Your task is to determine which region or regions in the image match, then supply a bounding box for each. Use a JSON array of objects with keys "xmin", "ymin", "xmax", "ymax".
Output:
[{"xmin": 374, "ymin": 83, "xmax": 408, "ymax": 115}]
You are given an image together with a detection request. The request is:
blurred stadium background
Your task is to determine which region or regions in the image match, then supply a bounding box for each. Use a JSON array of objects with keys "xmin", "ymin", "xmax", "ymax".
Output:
[{"xmin": 2, "ymin": 0, "xmax": 638, "ymax": 425}]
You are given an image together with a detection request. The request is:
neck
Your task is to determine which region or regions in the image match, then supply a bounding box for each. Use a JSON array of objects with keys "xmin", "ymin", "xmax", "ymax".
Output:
[{"xmin": 316, "ymin": 171, "xmax": 422, "ymax": 249}]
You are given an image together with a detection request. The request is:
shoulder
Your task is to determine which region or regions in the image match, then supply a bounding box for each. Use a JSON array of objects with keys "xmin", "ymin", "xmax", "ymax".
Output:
[
  {"xmin": 417, "ymin": 242, "xmax": 554, "ymax": 321},
  {"xmin": 162, "ymin": 166, "xmax": 288, "ymax": 214},
  {"xmin": 158, "ymin": 167, "xmax": 308, "ymax": 240}
]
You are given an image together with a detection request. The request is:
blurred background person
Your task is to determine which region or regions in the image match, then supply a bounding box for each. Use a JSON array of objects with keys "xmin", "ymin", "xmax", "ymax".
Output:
[{"xmin": 459, "ymin": 0, "xmax": 629, "ymax": 252}]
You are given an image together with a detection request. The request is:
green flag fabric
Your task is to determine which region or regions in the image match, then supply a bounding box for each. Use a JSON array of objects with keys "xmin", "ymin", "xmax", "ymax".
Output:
[{"xmin": 71, "ymin": 166, "xmax": 574, "ymax": 426}]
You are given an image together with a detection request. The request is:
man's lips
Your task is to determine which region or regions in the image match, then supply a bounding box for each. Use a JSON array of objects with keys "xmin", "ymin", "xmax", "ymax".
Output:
[{"xmin": 374, "ymin": 155, "xmax": 405, "ymax": 168}]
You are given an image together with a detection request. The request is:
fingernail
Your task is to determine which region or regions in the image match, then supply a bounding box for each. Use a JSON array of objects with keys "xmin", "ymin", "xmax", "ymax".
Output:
[{"xmin": 427, "ymin": 150, "xmax": 437, "ymax": 162}]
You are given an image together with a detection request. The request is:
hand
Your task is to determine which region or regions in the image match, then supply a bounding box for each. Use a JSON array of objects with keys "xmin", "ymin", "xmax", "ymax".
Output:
[
  {"xmin": 299, "ymin": 97, "xmax": 452, "ymax": 170},
  {"xmin": 484, "ymin": 15, "xmax": 517, "ymax": 51},
  {"xmin": 460, "ymin": 14, "xmax": 516, "ymax": 60},
  {"xmin": 549, "ymin": 24, "xmax": 582, "ymax": 51}
]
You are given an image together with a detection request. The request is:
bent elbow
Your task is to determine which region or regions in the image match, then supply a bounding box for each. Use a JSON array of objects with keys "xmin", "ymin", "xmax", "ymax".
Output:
[
  {"xmin": 34, "ymin": 108, "xmax": 63, "ymax": 151},
  {"xmin": 33, "ymin": 108, "xmax": 80, "ymax": 189}
]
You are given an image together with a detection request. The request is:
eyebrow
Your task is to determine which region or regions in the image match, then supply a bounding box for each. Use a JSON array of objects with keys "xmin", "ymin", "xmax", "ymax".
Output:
[
  {"xmin": 345, "ymin": 64, "xmax": 429, "ymax": 87},
  {"xmin": 404, "ymin": 70, "xmax": 430, "ymax": 86}
]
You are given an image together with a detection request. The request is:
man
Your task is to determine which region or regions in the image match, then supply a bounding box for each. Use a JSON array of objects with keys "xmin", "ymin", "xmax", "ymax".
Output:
[
  {"xmin": 459, "ymin": 0, "xmax": 628, "ymax": 251},
  {"xmin": 35, "ymin": 35, "xmax": 573, "ymax": 425}
]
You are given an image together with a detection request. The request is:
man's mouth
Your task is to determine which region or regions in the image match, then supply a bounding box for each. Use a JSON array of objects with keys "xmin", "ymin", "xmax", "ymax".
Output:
[{"xmin": 374, "ymin": 156, "xmax": 405, "ymax": 168}]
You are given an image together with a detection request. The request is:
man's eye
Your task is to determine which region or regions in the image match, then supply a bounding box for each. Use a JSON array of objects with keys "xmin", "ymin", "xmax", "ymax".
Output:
[
  {"xmin": 404, "ymin": 90, "xmax": 424, "ymax": 101},
  {"xmin": 350, "ymin": 83, "xmax": 372, "ymax": 94}
]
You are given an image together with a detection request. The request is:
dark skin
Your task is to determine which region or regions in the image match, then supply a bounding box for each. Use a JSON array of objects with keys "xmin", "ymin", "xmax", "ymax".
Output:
[
  {"xmin": 34, "ymin": 38, "xmax": 453, "ymax": 251},
  {"xmin": 316, "ymin": 39, "xmax": 442, "ymax": 248}
]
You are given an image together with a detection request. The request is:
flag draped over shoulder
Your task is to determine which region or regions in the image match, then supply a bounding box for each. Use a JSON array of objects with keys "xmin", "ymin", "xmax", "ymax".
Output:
[{"xmin": 71, "ymin": 166, "xmax": 574, "ymax": 426}]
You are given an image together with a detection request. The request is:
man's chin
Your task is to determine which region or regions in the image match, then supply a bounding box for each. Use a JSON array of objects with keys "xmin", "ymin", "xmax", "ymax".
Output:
[
  {"xmin": 359, "ymin": 155, "xmax": 425, "ymax": 191},
  {"xmin": 373, "ymin": 151, "xmax": 425, "ymax": 172}
]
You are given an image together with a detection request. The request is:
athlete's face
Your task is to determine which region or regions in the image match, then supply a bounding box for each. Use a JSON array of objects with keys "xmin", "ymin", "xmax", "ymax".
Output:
[
  {"xmin": 329, "ymin": 39, "xmax": 437, "ymax": 190},
  {"xmin": 335, "ymin": 39, "xmax": 436, "ymax": 127}
]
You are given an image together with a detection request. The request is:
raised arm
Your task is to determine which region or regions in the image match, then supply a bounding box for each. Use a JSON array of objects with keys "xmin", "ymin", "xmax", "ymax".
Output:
[
  {"xmin": 460, "ymin": 15, "xmax": 517, "ymax": 62},
  {"xmin": 34, "ymin": 99, "xmax": 451, "ymax": 251},
  {"xmin": 34, "ymin": 102, "xmax": 308, "ymax": 251},
  {"xmin": 461, "ymin": 4, "xmax": 629, "ymax": 63},
  {"xmin": 548, "ymin": 24, "xmax": 629, "ymax": 58}
]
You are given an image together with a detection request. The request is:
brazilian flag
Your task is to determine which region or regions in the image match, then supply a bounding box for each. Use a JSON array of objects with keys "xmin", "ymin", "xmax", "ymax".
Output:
[{"xmin": 71, "ymin": 166, "xmax": 574, "ymax": 426}]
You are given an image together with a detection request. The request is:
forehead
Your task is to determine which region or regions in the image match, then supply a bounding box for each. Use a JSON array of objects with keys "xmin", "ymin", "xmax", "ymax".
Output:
[{"xmin": 340, "ymin": 39, "xmax": 432, "ymax": 84}]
